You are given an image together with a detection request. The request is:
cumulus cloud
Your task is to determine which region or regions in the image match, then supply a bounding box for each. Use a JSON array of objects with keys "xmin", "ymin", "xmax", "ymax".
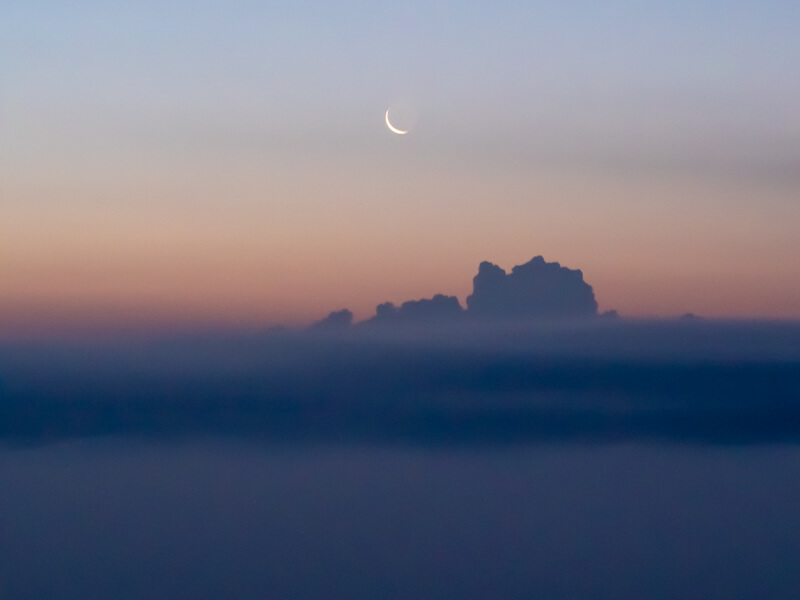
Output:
[
  {"xmin": 368, "ymin": 294, "xmax": 464, "ymax": 325},
  {"xmin": 310, "ymin": 309, "xmax": 353, "ymax": 331},
  {"xmin": 466, "ymin": 256, "xmax": 598, "ymax": 319},
  {"xmin": 332, "ymin": 255, "xmax": 603, "ymax": 327}
]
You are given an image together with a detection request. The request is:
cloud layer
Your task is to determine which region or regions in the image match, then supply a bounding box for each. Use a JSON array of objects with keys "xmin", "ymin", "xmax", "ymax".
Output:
[{"xmin": 2, "ymin": 321, "xmax": 799, "ymax": 445}]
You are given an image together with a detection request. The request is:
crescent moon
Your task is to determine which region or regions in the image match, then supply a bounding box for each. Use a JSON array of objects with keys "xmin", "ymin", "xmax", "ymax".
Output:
[{"xmin": 385, "ymin": 110, "xmax": 408, "ymax": 135}]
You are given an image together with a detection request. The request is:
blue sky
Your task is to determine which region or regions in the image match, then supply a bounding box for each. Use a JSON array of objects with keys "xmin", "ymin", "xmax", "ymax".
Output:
[{"xmin": 5, "ymin": 1, "xmax": 799, "ymax": 173}]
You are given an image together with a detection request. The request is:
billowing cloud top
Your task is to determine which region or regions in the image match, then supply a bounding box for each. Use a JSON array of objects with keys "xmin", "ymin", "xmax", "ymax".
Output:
[
  {"xmin": 311, "ymin": 309, "xmax": 354, "ymax": 330},
  {"xmin": 467, "ymin": 256, "xmax": 598, "ymax": 319},
  {"xmin": 335, "ymin": 256, "xmax": 601, "ymax": 327},
  {"xmin": 368, "ymin": 295, "xmax": 464, "ymax": 325}
]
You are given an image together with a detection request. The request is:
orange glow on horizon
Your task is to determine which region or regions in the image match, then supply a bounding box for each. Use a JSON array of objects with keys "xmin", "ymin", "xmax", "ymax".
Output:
[{"xmin": 4, "ymin": 149, "xmax": 799, "ymax": 338}]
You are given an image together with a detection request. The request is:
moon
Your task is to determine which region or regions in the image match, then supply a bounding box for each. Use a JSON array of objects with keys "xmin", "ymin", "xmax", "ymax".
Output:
[{"xmin": 385, "ymin": 110, "xmax": 408, "ymax": 135}]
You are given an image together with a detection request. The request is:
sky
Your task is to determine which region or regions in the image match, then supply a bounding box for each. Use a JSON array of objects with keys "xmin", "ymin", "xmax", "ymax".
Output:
[{"xmin": 3, "ymin": 0, "xmax": 800, "ymax": 335}]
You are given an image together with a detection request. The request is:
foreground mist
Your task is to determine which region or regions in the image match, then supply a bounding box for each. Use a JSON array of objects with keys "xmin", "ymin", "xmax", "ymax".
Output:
[
  {"xmin": 3, "ymin": 319, "xmax": 800, "ymax": 599},
  {"xmin": 2, "ymin": 440, "xmax": 800, "ymax": 600}
]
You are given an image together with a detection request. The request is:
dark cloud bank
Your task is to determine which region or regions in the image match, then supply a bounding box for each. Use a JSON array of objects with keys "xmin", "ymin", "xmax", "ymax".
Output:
[{"xmin": 2, "ymin": 256, "xmax": 800, "ymax": 445}]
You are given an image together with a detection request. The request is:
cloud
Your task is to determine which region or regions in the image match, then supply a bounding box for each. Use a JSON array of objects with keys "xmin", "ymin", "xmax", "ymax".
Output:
[
  {"xmin": 1, "ymin": 321, "xmax": 800, "ymax": 445},
  {"xmin": 367, "ymin": 294, "xmax": 464, "ymax": 325},
  {"xmin": 310, "ymin": 309, "xmax": 353, "ymax": 331},
  {"xmin": 3, "ymin": 257, "xmax": 798, "ymax": 446},
  {"xmin": 467, "ymin": 256, "xmax": 598, "ymax": 319},
  {"xmin": 326, "ymin": 256, "xmax": 603, "ymax": 328}
]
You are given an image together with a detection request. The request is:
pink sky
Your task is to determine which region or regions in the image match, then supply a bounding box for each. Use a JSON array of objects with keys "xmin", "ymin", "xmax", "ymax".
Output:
[{"xmin": 4, "ymin": 155, "xmax": 799, "ymax": 338}]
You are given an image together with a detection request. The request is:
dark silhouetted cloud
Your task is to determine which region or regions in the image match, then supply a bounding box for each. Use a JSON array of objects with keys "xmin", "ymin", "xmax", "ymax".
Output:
[
  {"xmin": 367, "ymin": 294, "xmax": 464, "ymax": 325},
  {"xmin": 310, "ymin": 309, "xmax": 353, "ymax": 331},
  {"xmin": 467, "ymin": 256, "xmax": 598, "ymax": 319},
  {"xmin": 335, "ymin": 256, "xmax": 605, "ymax": 328}
]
